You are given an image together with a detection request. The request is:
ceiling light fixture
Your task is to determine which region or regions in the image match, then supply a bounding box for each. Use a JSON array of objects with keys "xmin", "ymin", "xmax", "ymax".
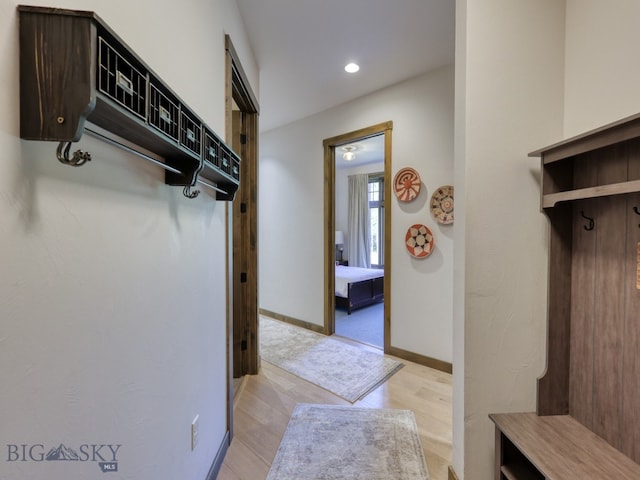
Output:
[
  {"xmin": 344, "ymin": 62, "xmax": 360, "ymax": 73},
  {"xmin": 342, "ymin": 145, "xmax": 357, "ymax": 161}
]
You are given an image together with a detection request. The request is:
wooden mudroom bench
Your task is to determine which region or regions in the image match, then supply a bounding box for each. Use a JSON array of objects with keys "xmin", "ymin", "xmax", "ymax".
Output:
[
  {"xmin": 491, "ymin": 413, "xmax": 640, "ymax": 479},
  {"xmin": 491, "ymin": 113, "xmax": 640, "ymax": 479}
]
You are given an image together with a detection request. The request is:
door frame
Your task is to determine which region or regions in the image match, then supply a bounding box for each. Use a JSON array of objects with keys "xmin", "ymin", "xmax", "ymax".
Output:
[
  {"xmin": 224, "ymin": 35, "xmax": 259, "ymax": 440},
  {"xmin": 323, "ymin": 121, "xmax": 393, "ymax": 351}
]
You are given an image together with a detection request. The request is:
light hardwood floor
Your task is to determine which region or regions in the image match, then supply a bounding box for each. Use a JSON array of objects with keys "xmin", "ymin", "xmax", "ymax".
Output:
[{"xmin": 217, "ymin": 336, "xmax": 452, "ymax": 480}]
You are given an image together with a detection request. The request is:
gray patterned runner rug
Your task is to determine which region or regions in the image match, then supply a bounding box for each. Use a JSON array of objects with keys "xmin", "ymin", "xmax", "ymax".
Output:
[
  {"xmin": 266, "ymin": 404, "xmax": 430, "ymax": 480},
  {"xmin": 259, "ymin": 316, "xmax": 403, "ymax": 402}
]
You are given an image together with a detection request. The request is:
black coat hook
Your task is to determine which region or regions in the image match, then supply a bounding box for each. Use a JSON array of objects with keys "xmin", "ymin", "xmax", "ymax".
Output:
[
  {"xmin": 633, "ymin": 206, "xmax": 640, "ymax": 228},
  {"xmin": 183, "ymin": 185, "xmax": 200, "ymax": 199},
  {"xmin": 580, "ymin": 211, "xmax": 595, "ymax": 231},
  {"xmin": 56, "ymin": 141, "xmax": 91, "ymax": 167}
]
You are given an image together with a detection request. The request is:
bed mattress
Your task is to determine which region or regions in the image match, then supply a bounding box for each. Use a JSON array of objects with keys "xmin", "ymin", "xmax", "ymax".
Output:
[{"xmin": 335, "ymin": 265, "xmax": 384, "ymax": 298}]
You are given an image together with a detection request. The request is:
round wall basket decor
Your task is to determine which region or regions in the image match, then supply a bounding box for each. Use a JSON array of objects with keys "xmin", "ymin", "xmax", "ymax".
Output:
[
  {"xmin": 405, "ymin": 224, "xmax": 434, "ymax": 258},
  {"xmin": 393, "ymin": 167, "xmax": 421, "ymax": 202},
  {"xmin": 430, "ymin": 185, "xmax": 454, "ymax": 224}
]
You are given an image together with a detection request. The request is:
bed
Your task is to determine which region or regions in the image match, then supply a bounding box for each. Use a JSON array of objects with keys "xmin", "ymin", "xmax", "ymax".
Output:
[{"xmin": 335, "ymin": 265, "xmax": 384, "ymax": 314}]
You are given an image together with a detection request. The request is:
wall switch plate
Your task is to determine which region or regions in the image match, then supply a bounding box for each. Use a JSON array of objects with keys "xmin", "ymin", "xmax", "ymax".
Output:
[{"xmin": 191, "ymin": 414, "xmax": 199, "ymax": 451}]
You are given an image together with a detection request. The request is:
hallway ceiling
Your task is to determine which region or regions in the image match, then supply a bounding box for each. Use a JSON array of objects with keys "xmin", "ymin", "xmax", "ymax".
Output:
[{"xmin": 235, "ymin": 0, "xmax": 456, "ymax": 133}]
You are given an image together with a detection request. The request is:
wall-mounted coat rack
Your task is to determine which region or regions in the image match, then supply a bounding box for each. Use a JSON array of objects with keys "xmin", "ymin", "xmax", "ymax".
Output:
[{"xmin": 18, "ymin": 5, "xmax": 240, "ymax": 201}]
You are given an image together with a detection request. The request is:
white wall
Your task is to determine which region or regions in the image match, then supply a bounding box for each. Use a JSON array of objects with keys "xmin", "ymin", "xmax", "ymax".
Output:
[
  {"xmin": 456, "ymin": 1, "xmax": 640, "ymax": 478},
  {"xmin": 259, "ymin": 65, "xmax": 455, "ymax": 363},
  {"xmin": 564, "ymin": 0, "xmax": 640, "ymax": 135},
  {"xmin": 0, "ymin": 1, "xmax": 257, "ymax": 479},
  {"xmin": 335, "ymin": 161, "xmax": 384, "ymax": 261},
  {"xmin": 454, "ymin": 1, "xmax": 565, "ymax": 479}
]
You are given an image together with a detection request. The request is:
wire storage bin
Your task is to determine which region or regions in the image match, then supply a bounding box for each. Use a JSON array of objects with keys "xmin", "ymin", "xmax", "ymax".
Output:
[
  {"xmin": 217, "ymin": 145, "xmax": 240, "ymax": 181},
  {"xmin": 203, "ymin": 128, "xmax": 220, "ymax": 168},
  {"xmin": 231, "ymin": 157, "xmax": 240, "ymax": 182},
  {"xmin": 180, "ymin": 107, "xmax": 202, "ymax": 157},
  {"xmin": 148, "ymin": 77, "xmax": 180, "ymax": 142},
  {"xmin": 97, "ymin": 34, "xmax": 147, "ymax": 120},
  {"xmin": 219, "ymin": 145, "xmax": 232, "ymax": 176}
]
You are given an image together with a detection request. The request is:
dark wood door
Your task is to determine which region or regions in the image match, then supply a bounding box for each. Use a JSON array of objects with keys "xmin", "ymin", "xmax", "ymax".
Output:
[{"xmin": 231, "ymin": 110, "xmax": 259, "ymax": 377}]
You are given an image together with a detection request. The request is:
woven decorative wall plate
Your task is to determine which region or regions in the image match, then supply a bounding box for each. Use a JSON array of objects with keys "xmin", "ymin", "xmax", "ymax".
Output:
[
  {"xmin": 430, "ymin": 185, "xmax": 454, "ymax": 224},
  {"xmin": 393, "ymin": 167, "xmax": 421, "ymax": 202},
  {"xmin": 405, "ymin": 224, "xmax": 434, "ymax": 258}
]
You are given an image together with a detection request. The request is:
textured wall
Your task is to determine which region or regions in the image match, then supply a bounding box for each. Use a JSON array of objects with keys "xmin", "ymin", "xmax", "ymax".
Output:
[
  {"xmin": 0, "ymin": 1, "xmax": 256, "ymax": 479},
  {"xmin": 454, "ymin": 0, "xmax": 565, "ymax": 478},
  {"xmin": 564, "ymin": 0, "xmax": 640, "ymax": 135}
]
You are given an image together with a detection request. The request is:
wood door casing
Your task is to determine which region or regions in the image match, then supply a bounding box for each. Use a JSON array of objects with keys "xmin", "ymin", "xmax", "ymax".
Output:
[
  {"xmin": 225, "ymin": 35, "xmax": 259, "ymax": 445},
  {"xmin": 323, "ymin": 122, "xmax": 392, "ymax": 348}
]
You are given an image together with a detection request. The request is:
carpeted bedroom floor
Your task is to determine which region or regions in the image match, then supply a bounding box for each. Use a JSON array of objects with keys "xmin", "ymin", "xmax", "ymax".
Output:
[{"xmin": 335, "ymin": 301, "xmax": 384, "ymax": 348}]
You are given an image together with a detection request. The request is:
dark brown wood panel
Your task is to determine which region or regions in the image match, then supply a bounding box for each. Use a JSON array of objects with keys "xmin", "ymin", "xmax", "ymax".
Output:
[
  {"xmin": 591, "ymin": 148, "xmax": 627, "ymax": 447},
  {"xmin": 19, "ymin": 10, "xmax": 95, "ymax": 141},
  {"xmin": 622, "ymin": 185, "xmax": 640, "ymax": 461},
  {"xmin": 568, "ymin": 153, "xmax": 597, "ymax": 425},
  {"xmin": 569, "ymin": 199, "xmax": 596, "ymax": 428},
  {"xmin": 537, "ymin": 204, "xmax": 572, "ymax": 415},
  {"xmin": 627, "ymin": 138, "xmax": 640, "ymax": 181}
]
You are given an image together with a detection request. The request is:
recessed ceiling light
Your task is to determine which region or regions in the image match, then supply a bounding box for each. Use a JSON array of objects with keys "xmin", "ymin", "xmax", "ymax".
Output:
[{"xmin": 344, "ymin": 63, "xmax": 360, "ymax": 73}]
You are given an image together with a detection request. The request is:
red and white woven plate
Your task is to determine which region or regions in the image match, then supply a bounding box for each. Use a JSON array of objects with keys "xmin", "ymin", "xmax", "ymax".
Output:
[
  {"xmin": 405, "ymin": 224, "xmax": 434, "ymax": 258},
  {"xmin": 393, "ymin": 167, "xmax": 421, "ymax": 202}
]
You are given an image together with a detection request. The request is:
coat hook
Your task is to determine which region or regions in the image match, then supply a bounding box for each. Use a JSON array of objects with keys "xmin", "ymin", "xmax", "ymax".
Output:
[
  {"xmin": 580, "ymin": 211, "xmax": 595, "ymax": 231},
  {"xmin": 633, "ymin": 206, "xmax": 640, "ymax": 228},
  {"xmin": 56, "ymin": 141, "xmax": 91, "ymax": 167},
  {"xmin": 183, "ymin": 185, "xmax": 200, "ymax": 199}
]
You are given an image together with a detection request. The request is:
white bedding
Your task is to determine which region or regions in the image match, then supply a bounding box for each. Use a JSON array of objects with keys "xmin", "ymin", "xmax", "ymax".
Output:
[{"xmin": 335, "ymin": 265, "xmax": 384, "ymax": 298}]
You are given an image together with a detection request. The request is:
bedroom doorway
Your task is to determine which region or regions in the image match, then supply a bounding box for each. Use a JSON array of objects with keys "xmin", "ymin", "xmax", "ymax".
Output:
[{"xmin": 323, "ymin": 121, "xmax": 392, "ymax": 352}]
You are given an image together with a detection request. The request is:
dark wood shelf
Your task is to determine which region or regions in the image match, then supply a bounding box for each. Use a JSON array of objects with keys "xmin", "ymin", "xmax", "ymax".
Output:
[{"xmin": 18, "ymin": 5, "xmax": 240, "ymax": 201}]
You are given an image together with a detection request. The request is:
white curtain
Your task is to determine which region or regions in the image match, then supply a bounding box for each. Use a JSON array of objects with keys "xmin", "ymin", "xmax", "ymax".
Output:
[{"xmin": 348, "ymin": 174, "xmax": 370, "ymax": 268}]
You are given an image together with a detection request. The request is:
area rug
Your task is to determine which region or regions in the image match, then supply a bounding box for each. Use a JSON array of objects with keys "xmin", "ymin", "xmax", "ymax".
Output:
[
  {"xmin": 259, "ymin": 317, "xmax": 403, "ymax": 402},
  {"xmin": 266, "ymin": 404, "xmax": 430, "ymax": 480}
]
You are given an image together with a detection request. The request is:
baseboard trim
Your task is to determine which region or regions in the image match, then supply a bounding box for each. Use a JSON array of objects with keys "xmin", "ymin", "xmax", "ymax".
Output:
[
  {"xmin": 259, "ymin": 308, "xmax": 325, "ymax": 334},
  {"xmin": 259, "ymin": 309, "xmax": 452, "ymax": 374},
  {"xmin": 448, "ymin": 464, "xmax": 460, "ymax": 480},
  {"xmin": 386, "ymin": 346, "xmax": 452, "ymax": 374},
  {"xmin": 205, "ymin": 430, "xmax": 230, "ymax": 480}
]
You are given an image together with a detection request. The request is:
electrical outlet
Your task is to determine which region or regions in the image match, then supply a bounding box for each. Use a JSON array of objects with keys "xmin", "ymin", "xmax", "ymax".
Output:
[{"xmin": 191, "ymin": 414, "xmax": 199, "ymax": 451}]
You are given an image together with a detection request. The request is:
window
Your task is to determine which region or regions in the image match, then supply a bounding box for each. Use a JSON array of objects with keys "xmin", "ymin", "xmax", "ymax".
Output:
[{"xmin": 368, "ymin": 174, "xmax": 384, "ymax": 268}]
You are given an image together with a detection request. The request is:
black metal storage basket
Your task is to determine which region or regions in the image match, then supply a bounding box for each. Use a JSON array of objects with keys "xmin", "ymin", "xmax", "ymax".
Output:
[
  {"xmin": 219, "ymin": 145, "xmax": 233, "ymax": 176},
  {"xmin": 97, "ymin": 36, "xmax": 147, "ymax": 120},
  {"xmin": 203, "ymin": 129, "xmax": 220, "ymax": 168},
  {"xmin": 231, "ymin": 156, "xmax": 240, "ymax": 181},
  {"xmin": 148, "ymin": 79, "xmax": 180, "ymax": 142},
  {"xmin": 180, "ymin": 108, "xmax": 202, "ymax": 156}
]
